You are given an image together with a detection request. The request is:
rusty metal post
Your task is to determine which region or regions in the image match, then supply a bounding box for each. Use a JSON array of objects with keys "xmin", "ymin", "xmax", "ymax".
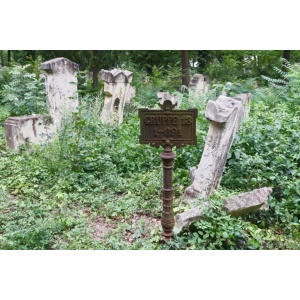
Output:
[
  {"xmin": 139, "ymin": 94, "xmax": 198, "ymax": 239},
  {"xmin": 160, "ymin": 141, "xmax": 176, "ymax": 238}
]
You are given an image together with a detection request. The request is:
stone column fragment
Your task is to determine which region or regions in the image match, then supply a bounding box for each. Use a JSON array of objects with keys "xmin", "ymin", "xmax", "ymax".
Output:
[
  {"xmin": 189, "ymin": 74, "xmax": 210, "ymax": 97},
  {"xmin": 100, "ymin": 68, "xmax": 136, "ymax": 125},
  {"xmin": 41, "ymin": 57, "xmax": 79, "ymax": 127},
  {"xmin": 183, "ymin": 93, "xmax": 251, "ymax": 204},
  {"xmin": 223, "ymin": 187, "xmax": 272, "ymax": 216}
]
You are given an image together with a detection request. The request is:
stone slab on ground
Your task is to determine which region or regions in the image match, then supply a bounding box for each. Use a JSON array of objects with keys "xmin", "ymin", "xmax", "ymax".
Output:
[
  {"xmin": 175, "ymin": 187, "xmax": 272, "ymax": 233},
  {"xmin": 174, "ymin": 203, "xmax": 209, "ymax": 232},
  {"xmin": 223, "ymin": 187, "xmax": 272, "ymax": 217}
]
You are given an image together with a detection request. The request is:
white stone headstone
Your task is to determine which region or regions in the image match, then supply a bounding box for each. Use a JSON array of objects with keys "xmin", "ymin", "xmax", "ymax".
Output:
[
  {"xmin": 183, "ymin": 93, "xmax": 251, "ymax": 205},
  {"xmin": 100, "ymin": 69, "xmax": 135, "ymax": 125},
  {"xmin": 189, "ymin": 74, "xmax": 210, "ymax": 97},
  {"xmin": 41, "ymin": 57, "xmax": 79, "ymax": 127}
]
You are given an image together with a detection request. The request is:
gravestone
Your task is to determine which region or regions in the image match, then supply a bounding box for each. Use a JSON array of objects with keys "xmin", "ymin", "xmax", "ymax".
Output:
[
  {"xmin": 4, "ymin": 57, "xmax": 79, "ymax": 150},
  {"xmin": 183, "ymin": 93, "xmax": 251, "ymax": 204},
  {"xmin": 175, "ymin": 187, "xmax": 271, "ymax": 233},
  {"xmin": 223, "ymin": 187, "xmax": 272, "ymax": 216},
  {"xmin": 189, "ymin": 74, "xmax": 210, "ymax": 97},
  {"xmin": 100, "ymin": 68, "xmax": 136, "ymax": 125},
  {"xmin": 41, "ymin": 57, "xmax": 79, "ymax": 127},
  {"xmin": 4, "ymin": 115, "xmax": 53, "ymax": 150}
]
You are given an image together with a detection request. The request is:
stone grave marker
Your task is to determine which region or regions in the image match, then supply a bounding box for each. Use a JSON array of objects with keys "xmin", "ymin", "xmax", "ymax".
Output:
[
  {"xmin": 100, "ymin": 68, "xmax": 136, "ymax": 125},
  {"xmin": 4, "ymin": 115, "xmax": 53, "ymax": 150},
  {"xmin": 41, "ymin": 57, "xmax": 79, "ymax": 127},
  {"xmin": 183, "ymin": 93, "xmax": 251, "ymax": 205},
  {"xmin": 189, "ymin": 74, "xmax": 210, "ymax": 97},
  {"xmin": 4, "ymin": 57, "xmax": 79, "ymax": 150}
]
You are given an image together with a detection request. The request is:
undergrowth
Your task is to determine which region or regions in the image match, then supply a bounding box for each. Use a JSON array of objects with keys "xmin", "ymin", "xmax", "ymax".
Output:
[{"xmin": 1, "ymin": 62, "xmax": 300, "ymax": 249}]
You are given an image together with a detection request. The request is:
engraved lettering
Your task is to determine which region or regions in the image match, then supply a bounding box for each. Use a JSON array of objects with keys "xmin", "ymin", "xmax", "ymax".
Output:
[{"xmin": 145, "ymin": 116, "xmax": 151, "ymax": 124}]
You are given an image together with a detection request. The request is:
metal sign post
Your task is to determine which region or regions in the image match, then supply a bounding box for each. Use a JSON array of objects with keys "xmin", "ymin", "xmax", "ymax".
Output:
[{"xmin": 139, "ymin": 99, "xmax": 198, "ymax": 238}]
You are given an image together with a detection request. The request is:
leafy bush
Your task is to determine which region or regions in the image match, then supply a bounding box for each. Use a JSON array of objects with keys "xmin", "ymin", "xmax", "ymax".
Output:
[{"xmin": 0, "ymin": 63, "xmax": 47, "ymax": 116}]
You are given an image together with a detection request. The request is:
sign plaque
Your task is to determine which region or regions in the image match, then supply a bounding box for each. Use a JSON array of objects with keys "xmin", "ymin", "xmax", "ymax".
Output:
[
  {"xmin": 139, "ymin": 102, "xmax": 197, "ymax": 148},
  {"xmin": 139, "ymin": 98, "xmax": 198, "ymax": 239}
]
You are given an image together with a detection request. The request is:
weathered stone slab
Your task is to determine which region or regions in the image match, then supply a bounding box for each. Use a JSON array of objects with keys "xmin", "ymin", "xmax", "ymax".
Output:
[
  {"xmin": 174, "ymin": 205, "xmax": 208, "ymax": 232},
  {"xmin": 157, "ymin": 92, "xmax": 177, "ymax": 106},
  {"xmin": 100, "ymin": 69, "xmax": 136, "ymax": 125},
  {"xmin": 223, "ymin": 187, "xmax": 272, "ymax": 216},
  {"xmin": 41, "ymin": 57, "xmax": 79, "ymax": 127},
  {"xmin": 175, "ymin": 187, "xmax": 272, "ymax": 233},
  {"xmin": 4, "ymin": 115, "xmax": 53, "ymax": 150},
  {"xmin": 183, "ymin": 93, "xmax": 251, "ymax": 204},
  {"xmin": 189, "ymin": 74, "xmax": 210, "ymax": 97}
]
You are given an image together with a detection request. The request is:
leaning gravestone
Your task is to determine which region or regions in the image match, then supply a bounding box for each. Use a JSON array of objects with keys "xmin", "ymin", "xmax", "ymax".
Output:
[
  {"xmin": 100, "ymin": 68, "xmax": 136, "ymax": 125},
  {"xmin": 41, "ymin": 57, "xmax": 79, "ymax": 127},
  {"xmin": 183, "ymin": 93, "xmax": 251, "ymax": 205}
]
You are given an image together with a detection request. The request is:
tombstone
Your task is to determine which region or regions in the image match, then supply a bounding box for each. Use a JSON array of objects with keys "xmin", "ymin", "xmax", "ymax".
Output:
[
  {"xmin": 183, "ymin": 93, "xmax": 251, "ymax": 205},
  {"xmin": 4, "ymin": 57, "xmax": 79, "ymax": 150},
  {"xmin": 223, "ymin": 187, "xmax": 272, "ymax": 216},
  {"xmin": 41, "ymin": 57, "xmax": 79, "ymax": 127},
  {"xmin": 175, "ymin": 187, "xmax": 271, "ymax": 233},
  {"xmin": 100, "ymin": 68, "xmax": 136, "ymax": 125},
  {"xmin": 221, "ymin": 82, "xmax": 233, "ymax": 96},
  {"xmin": 189, "ymin": 74, "xmax": 210, "ymax": 97},
  {"xmin": 4, "ymin": 115, "xmax": 53, "ymax": 150}
]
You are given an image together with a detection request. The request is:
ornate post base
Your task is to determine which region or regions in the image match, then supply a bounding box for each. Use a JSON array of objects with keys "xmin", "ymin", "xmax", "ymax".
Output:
[{"xmin": 160, "ymin": 145, "xmax": 176, "ymax": 238}]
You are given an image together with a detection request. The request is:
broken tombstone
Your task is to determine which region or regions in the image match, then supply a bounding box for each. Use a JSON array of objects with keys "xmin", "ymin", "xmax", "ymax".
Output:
[
  {"xmin": 100, "ymin": 68, "xmax": 136, "ymax": 125},
  {"xmin": 183, "ymin": 93, "xmax": 251, "ymax": 205}
]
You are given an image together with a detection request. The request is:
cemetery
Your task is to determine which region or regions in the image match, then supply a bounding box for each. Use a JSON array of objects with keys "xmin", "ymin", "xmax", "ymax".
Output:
[{"xmin": 1, "ymin": 51, "xmax": 300, "ymax": 249}]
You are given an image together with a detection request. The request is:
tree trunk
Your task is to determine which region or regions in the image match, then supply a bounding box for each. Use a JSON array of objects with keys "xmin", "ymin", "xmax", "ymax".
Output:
[
  {"xmin": 283, "ymin": 50, "xmax": 291, "ymax": 62},
  {"xmin": 92, "ymin": 50, "xmax": 101, "ymax": 88},
  {"xmin": 0, "ymin": 51, "xmax": 4, "ymax": 66},
  {"xmin": 181, "ymin": 50, "xmax": 190, "ymax": 87},
  {"xmin": 282, "ymin": 50, "xmax": 291, "ymax": 73},
  {"xmin": 7, "ymin": 50, "xmax": 11, "ymax": 65},
  {"xmin": 113, "ymin": 50, "xmax": 118, "ymax": 67}
]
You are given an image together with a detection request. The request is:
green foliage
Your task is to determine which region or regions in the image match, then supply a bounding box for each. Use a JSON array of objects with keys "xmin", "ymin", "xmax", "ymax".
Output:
[
  {"xmin": 0, "ymin": 105, "xmax": 10, "ymax": 124},
  {"xmin": 221, "ymin": 95, "xmax": 300, "ymax": 242},
  {"xmin": 0, "ymin": 62, "xmax": 47, "ymax": 116},
  {"xmin": 262, "ymin": 60, "xmax": 300, "ymax": 107},
  {"xmin": 2, "ymin": 56, "xmax": 300, "ymax": 249}
]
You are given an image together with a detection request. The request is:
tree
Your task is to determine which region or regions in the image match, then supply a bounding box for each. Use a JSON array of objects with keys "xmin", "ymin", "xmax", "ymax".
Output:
[
  {"xmin": 1, "ymin": 51, "xmax": 4, "ymax": 66},
  {"xmin": 181, "ymin": 50, "xmax": 190, "ymax": 86},
  {"xmin": 7, "ymin": 50, "xmax": 11, "ymax": 65},
  {"xmin": 92, "ymin": 50, "xmax": 101, "ymax": 88},
  {"xmin": 283, "ymin": 50, "xmax": 291, "ymax": 62}
]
